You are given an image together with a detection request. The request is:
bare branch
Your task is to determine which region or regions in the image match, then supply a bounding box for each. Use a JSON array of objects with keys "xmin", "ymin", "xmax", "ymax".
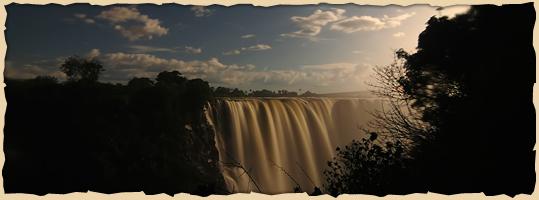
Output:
[
  {"xmin": 220, "ymin": 152, "xmax": 263, "ymax": 193},
  {"xmin": 269, "ymin": 160, "xmax": 302, "ymax": 192}
]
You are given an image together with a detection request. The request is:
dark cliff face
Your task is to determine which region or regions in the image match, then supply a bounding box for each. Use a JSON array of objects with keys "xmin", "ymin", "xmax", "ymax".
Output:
[
  {"xmin": 184, "ymin": 110, "xmax": 228, "ymax": 196},
  {"xmin": 3, "ymin": 78, "xmax": 227, "ymax": 195}
]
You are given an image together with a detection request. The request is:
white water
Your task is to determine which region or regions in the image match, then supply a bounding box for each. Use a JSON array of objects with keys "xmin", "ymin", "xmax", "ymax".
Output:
[{"xmin": 205, "ymin": 97, "xmax": 382, "ymax": 194}]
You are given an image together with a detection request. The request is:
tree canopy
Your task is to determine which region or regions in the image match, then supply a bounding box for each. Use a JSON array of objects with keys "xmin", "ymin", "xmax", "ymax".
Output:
[{"xmin": 60, "ymin": 56, "xmax": 104, "ymax": 83}]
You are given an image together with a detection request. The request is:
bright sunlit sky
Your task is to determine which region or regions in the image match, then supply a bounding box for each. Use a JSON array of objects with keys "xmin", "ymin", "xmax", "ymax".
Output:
[{"xmin": 5, "ymin": 4, "xmax": 469, "ymax": 93}]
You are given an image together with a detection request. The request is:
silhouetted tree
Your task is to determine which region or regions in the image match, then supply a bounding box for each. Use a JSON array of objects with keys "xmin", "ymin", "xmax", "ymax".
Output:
[
  {"xmin": 323, "ymin": 54, "xmax": 426, "ymax": 196},
  {"xmin": 366, "ymin": 51, "xmax": 432, "ymax": 149},
  {"xmin": 213, "ymin": 87, "xmax": 233, "ymax": 97},
  {"xmin": 186, "ymin": 78, "xmax": 212, "ymax": 111},
  {"xmin": 128, "ymin": 77, "xmax": 154, "ymax": 90},
  {"xmin": 4, "ymin": 68, "xmax": 228, "ymax": 195},
  {"xmin": 60, "ymin": 56, "xmax": 104, "ymax": 83},
  {"xmin": 325, "ymin": 132, "xmax": 410, "ymax": 196},
  {"xmin": 324, "ymin": 3, "xmax": 535, "ymax": 196},
  {"xmin": 249, "ymin": 89, "xmax": 276, "ymax": 97},
  {"xmin": 396, "ymin": 4, "xmax": 535, "ymax": 195},
  {"xmin": 156, "ymin": 70, "xmax": 187, "ymax": 87},
  {"xmin": 300, "ymin": 90, "xmax": 318, "ymax": 97}
]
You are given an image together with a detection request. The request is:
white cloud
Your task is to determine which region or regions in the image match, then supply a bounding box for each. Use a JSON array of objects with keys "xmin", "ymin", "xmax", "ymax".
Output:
[
  {"xmin": 73, "ymin": 13, "xmax": 95, "ymax": 24},
  {"xmin": 191, "ymin": 6, "xmax": 213, "ymax": 17},
  {"xmin": 393, "ymin": 32, "xmax": 406, "ymax": 37},
  {"xmin": 223, "ymin": 50, "xmax": 241, "ymax": 56},
  {"xmin": 129, "ymin": 45, "xmax": 176, "ymax": 53},
  {"xmin": 330, "ymin": 16, "xmax": 385, "ymax": 32},
  {"xmin": 6, "ymin": 48, "xmax": 374, "ymax": 91},
  {"xmin": 330, "ymin": 12, "xmax": 415, "ymax": 33},
  {"xmin": 6, "ymin": 64, "xmax": 55, "ymax": 79},
  {"xmin": 438, "ymin": 6, "xmax": 471, "ymax": 19},
  {"xmin": 283, "ymin": 9, "xmax": 416, "ymax": 38},
  {"xmin": 352, "ymin": 50, "xmax": 364, "ymax": 54},
  {"xmin": 299, "ymin": 63, "xmax": 366, "ymax": 85},
  {"xmin": 282, "ymin": 8, "xmax": 346, "ymax": 38},
  {"xmin": 97, "ymin": 7, "xmax": 168, "ymax": 41},
  {"xmin": 84, "ymin": 18, "xmax": 96, "ymax": 24},
  {"xmin": 223, "ymin": 44, "xmax": 272, "ymax": 56},
  {"xmin": 101, "ymin": 51, "xmax": 371, "ymax": 88},
  {"xmin": 184, "ymin": 46, "xmax": 202, "ymax": 54},
  {"xmin": 101, "ymin": 52, "xmax": 257, "ymax": 85},
  {"xmin": 242, "ymin": 44, "xmax": 272, "ymax": 51},
  {"xmin": 5, "ymin": 58, "xmax": 67, "ymax": 80},
  {"xmin": 86, "ymin": 48, "xmax": 101, "ymax": 59},
  {"xmin": 128, "ymin": 45, "xmax": 202, "ymax": 54},
  {"xmin": 74, "ymin": 13, "xmax": 86, "ymax": 19},
  {"xmin": 241, "ymin": 34, "xmax": 256, "ymax": 39}
]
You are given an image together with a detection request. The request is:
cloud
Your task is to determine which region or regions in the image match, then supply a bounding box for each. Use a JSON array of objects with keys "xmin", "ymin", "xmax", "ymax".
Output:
[
  {"xmin": 184, "ymin": 46, "xmax": 202, "ymax": 54},
  {"xmin": 127, "ymin": 45, "xmax": 202, "ymax": 54},
  {"xmin": 393, "ymin": 32, "xmax": 405, "ymax": 37},
  {"xmin": 241, "ymin": 34, "xmax": 256, "ymax": 39},
  {"xmin": 281, "ymin": 8, "xmax": 346, "ymax": 38},
  {"xmin": 223, "ymin": 50, "xmax": 241, "ymax": 56},
  {"xmin": 101, "ymin": 52, "xmax": 257, "ymax": 84},
  {"xmin": 243, "ymin": 44, "xmax": 272, "ymax": 51},
  {"xmin": 73, "ymin": 13, "xmax": 95, "ymax": 24},
  {"xmin": 86, "ymin": 48, "xmax": 101, "ymax": 59},
  {"xmin": 6, "ymin": 48, "xmax": 373, "ymax": 91},
  {"xmin": 97, "ymin": 7, "xmax": 168, "ymax": 41},
  {"xmin": 100, "ymin": 51, "xmax": 371, "ymax": 88},
  {"xmin": 191, "ymin": 6, "xmax": 213, "ymax": 17},
  {"xmin": 438, "ymin": 6, "xmax": 471, "ymax": 19},
  {"xmin": 299, "ymin": 63, "xmax": 366, "ymax": 85},
  {"xmin": 223, "ymin": 44, "xmax": 272, "ymax": 55},
  {"xmin": 74, "ymin": 13, "xmax": 86, "ymax": 19},
  {"xmin": 129, "ymin": 45, "xmax": 177, "ymax": 53},
  {"xmin": 283, "ymin": 9, "xmax": 415, "ymax": 38},
  {"xmin": 5, "ymin": 58, "xmax": 67, "ymax": 80},
  {"xmin": 352, "ymin": 50, "xmax": 364, "ymax": 54},
  {"xmin": 330, "ymin": 12, "xmax": 416, "ymax": 33}
]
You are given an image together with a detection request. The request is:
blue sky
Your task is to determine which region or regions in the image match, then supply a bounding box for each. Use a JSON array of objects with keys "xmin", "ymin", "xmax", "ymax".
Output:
[{"xmin": 5, "ymin": 4, "xmax": 469, "ymax": 93}]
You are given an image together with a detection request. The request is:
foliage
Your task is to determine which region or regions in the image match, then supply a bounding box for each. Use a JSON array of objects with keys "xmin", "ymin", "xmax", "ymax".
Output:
[
  {"xmin": 397, "ymin": 4, "xmax": 535, "ymax": 195},
  {"xmin": 212, "ymin": 87, "xmax": 311, "ymax": 97},
  {"xmin": 324, "ymin": 3, "xmax": 535, "ymax": 196},
  {"xmin": 60, "ymin": 56, "xmax": 104, "ymax": 83},
  {"xmin": 324, "ymin": 133, "xmax": 410, "ymax": 196},
  {"xmin": 323, "ymin": 53, "xmax": 426, "ymax": 196},
  {"xmin": 3, "ymin": 69, "xmax": 227, "ymax": 195},
  {"xmin": 367, "ymin": 50, "xmax": 432, "ymax": 148}
]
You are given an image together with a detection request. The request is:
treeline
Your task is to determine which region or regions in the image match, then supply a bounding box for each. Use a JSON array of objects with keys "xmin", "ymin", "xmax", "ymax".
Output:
[
  {"xmin": 3, "ymin": 55, "xmax": 320, "ymax": 195},
  {"xmin": 212, "ymin": 87, "xmax": 319, "ymax": 97},
  {"xmin": 3, "ymin": 66, "xmax": 227, "ymax": 195}
]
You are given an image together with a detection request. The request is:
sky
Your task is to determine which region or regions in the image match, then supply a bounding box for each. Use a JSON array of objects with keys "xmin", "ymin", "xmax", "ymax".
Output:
[{"xmin": 4, "ymin": 4, "xmax": 469, "ymax": 93}]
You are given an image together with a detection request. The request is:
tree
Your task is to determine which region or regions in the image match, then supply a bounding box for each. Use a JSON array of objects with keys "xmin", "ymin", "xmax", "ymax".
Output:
[
  {"xmin": 396, "ymin": 4, "xmax": 535, "ymax": 195},
  {"xmin": 60, "ymin": 56, "xmax": 104, "ymax": 83},
  {"xmin": 128, "ymin": 77, "xmax": 154, "ymax": 90},
  {"xmin": 324, "ymin": 4, "xmax": 535, "ymax": 196},
  {"xmin": 324, "ymin": 133, "xmax": 409, "ymax": 196},
  {"xmin": 367, "ymin": 51, "xmax": 432, "ymax": 149},
  {"xmin": 156, "ymin": 71, "xmax": 187, "ymax": 87},
  {"xmin": 323, "ymin": 53, "xmax": 428, "ymax": 196},
  {"xmin": 186, "ymin": 78, "xmax": 212, "ymax": 110}
]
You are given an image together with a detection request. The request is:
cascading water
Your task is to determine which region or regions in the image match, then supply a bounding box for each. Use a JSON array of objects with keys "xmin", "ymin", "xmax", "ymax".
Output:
[{"xmin": 205, "ymin": 97, "xmax": 382, "ymax": 194}]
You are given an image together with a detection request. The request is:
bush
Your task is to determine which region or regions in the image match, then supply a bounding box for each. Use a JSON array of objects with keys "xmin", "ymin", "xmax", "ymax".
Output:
[{"xmin": 324, "ymin": 133, "xmax": 413, "ymax": 196}]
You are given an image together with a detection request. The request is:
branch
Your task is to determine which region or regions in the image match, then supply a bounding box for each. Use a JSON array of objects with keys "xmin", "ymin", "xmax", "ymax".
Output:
[
  {"xmin": 220, "ymin": 152, "xmax": 263, "ymax": 193},
  {"xmin": 269, "ymin": 159, "xmax": 302, "ymax": 192}
]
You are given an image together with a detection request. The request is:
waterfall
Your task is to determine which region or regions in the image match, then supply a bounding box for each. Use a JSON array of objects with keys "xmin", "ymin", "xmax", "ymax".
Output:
[{"xmin": 205, "ymin": 97, "xmax": 382, "ymax": 194}]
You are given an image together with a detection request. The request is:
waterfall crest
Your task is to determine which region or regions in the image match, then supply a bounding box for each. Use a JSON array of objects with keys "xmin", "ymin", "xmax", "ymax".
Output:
[{"xmin": 205, "ymin": 97, "xmax": 381, "ymax": 194}]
